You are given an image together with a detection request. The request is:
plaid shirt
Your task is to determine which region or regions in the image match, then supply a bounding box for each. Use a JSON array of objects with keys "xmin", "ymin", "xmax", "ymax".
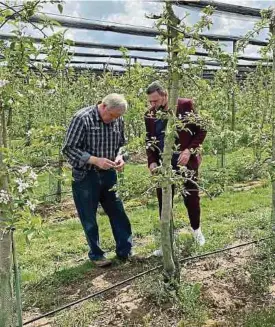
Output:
[{"xmin": 62, "ymin": 105, "xmax": 125, "ymax": 169}]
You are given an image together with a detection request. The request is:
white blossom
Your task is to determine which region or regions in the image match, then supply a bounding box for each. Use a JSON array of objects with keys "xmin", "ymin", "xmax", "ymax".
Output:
[
  {"xmin": 26, "ymin": 130, "xmax": 32, "ymax": 137},
  {"xmin": 0, "ymin": 80, "xmax": 9, "ymax": 88},
  {"xmin": 138, "ymin": 88, "xmax": 143, "ymax": 95},
  {"xmin": 0, "ymin": 189, "xmax": 10, "ymax": 204},
  {"xmin": 19, "ymin": 166, "xmax": 30, "ymax": 174},
  {"xmin": 15, "ymin": 178, "xmax": 30, "ymax": 193},
  {"xmin": 26, "ymin": 200, "xmax": 36, "ymax": 211},
  {"xmin": 36, "ymin": 80, "xmax": 46, "ymax": 88},
  {"xmin": 29, "ymin": 170, "xmax": 38, "ymax": 181}
]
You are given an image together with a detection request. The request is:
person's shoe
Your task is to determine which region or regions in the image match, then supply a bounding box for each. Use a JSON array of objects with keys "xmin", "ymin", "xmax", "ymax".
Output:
[
  {"xmin": 115, "ymin": 252, "xmax": 143, "ymax": 262},
  {"xmin": 152, "ymin": 248, "xmax": 163, "ymax": 257},
  {"xmin": 115, "ymin": 254, "xmax": 130, "ymax": 262},
  {"xmin": 192, "ymin": 227, "xmax": 205, "ymax": 246},
  {"xmin": 115, "ymin": 251, "xmax": 135, "ymax": 262},
  {"xmin": 91, "ymin": 257, "xmax": 112, "ymax": 267}
]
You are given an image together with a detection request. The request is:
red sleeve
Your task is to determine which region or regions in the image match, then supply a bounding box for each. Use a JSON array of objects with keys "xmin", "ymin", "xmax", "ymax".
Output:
[
  {"xmin": 178, "ymin": 99, "xmax": 207, "ymax": 151},
  {"xmin": 188, "ymin": 100, "xmax": 207, "ymax": 150},
  {"xmin": 144, "ymin": 115, "xmax": 160, "ymax": 167}
]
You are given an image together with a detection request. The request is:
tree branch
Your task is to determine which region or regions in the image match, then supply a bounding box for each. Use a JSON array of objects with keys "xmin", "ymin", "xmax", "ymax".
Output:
[{"xmin": 0, "ymin": 1, "xmax": 48, "ymax": 38}]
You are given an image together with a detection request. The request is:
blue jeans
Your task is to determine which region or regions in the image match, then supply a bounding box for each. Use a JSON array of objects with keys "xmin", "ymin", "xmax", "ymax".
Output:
[{"xmin": 72, "ymin": 168, "xmax": 132, "ymax": 260}]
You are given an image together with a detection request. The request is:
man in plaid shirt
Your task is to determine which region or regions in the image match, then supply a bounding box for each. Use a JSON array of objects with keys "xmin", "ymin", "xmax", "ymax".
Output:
[{"xmin": 62, "ymin": 93, "xmax": 132, "ymax": 267}]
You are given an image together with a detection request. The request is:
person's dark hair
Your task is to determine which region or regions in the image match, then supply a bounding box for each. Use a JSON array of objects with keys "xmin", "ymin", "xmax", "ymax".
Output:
[{"xmin": 146, "ymin": 81, "xmax": 166, "ymax": 95}]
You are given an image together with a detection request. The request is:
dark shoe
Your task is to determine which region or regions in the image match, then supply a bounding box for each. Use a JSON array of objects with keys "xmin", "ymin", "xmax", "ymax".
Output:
[
  {"xmin": 115, "ymin": 253, "xmax": 143, "ymax": 263},
  {"xmin": 91, "ymin": 257, "xmax": 112, "ymax": 267}
]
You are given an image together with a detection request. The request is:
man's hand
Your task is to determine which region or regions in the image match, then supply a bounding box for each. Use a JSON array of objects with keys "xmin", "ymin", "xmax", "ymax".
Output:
[
  {"xmin": 177, "ymin": 149, "xmax": 191, "ymax": 166},
  {"xmin": 89, "ymin": 156, "xmax": 116, "ymax": 170},
  {"xmin": 114, "ymin": 155, "xmax": 125, "ymax": 172},
  {"xmin": 149, "ymin": 162, "xmax": 158, "ymax": 174}
]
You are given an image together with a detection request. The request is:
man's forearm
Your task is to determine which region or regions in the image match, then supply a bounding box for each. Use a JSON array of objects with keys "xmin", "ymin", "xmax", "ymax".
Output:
[
  {"xmin": 87, "ymin": 155, "xmax": 98, "ymax": 166},
  {"xmin": 62, "ymin": 146, "xmax": 91, "ymax": 168}
]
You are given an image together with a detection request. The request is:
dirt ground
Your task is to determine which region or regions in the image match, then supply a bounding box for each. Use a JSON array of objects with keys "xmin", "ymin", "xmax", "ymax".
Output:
[{"xmin": 23, "ymin": 241, "xmax": 275, "ymax": 327}]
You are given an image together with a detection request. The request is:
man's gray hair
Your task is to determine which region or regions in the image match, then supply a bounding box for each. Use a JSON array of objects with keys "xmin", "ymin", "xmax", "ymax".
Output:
[
  {"xmin": 146, "ymin": 81, "xmax": 166, "ymax": 95},
  {"xmin": 102, "ymin": 93, "xmax": 127, "ymax": 112}
]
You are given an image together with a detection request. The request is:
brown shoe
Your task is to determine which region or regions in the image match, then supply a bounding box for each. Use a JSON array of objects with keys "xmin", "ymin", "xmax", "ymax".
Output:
[{"xmin": 92, "ymin": 257, "xmax": 112, "ymax": 267}]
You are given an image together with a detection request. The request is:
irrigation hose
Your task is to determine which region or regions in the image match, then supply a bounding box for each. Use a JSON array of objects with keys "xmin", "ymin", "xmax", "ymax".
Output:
[{"xmin": 23, "ymin": 235, "xmax": 274, "ymax": 325}]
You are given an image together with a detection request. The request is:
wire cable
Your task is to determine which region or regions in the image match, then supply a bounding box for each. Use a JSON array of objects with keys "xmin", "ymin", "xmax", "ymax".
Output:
[{"xmin": 38, "ymin": 11, "xmax": 154, "ymax": 30}]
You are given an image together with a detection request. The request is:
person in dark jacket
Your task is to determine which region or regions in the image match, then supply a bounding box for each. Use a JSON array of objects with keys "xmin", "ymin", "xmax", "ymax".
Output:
[{"xmin": 144, "ymin": 81, "xmax": 207, "ymax": 256}]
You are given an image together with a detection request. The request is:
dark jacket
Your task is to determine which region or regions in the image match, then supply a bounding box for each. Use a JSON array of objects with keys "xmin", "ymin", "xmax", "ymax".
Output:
[{"xmin": 144, "ymin": 98, "xmax": 207, "ymax": 170}]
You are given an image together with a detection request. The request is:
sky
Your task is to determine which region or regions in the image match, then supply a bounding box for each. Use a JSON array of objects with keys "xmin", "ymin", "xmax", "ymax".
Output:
[{"xmin": 2, "ymin": 0, "xmax": 275, "ymax": 69}]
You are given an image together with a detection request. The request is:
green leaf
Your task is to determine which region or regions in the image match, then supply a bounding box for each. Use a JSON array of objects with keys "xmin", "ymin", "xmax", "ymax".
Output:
[{"xmin": 58, "ymin": 4, "xmax": 63, "ymax": 14}]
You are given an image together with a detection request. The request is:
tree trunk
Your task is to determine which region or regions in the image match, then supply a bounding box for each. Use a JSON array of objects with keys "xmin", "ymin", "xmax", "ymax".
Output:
[
  {"xmin": 7, "ymin": 107, "xmax": 12, "ymax": 128},
  {"xmin": 0, "ymin": 232, "xmax": 13, "ymax": 327},
  {"xmin": 270, "ymin": 9, "xmax": 275, "ymax": 229},
  {"xmin": 221, "ymin": 140, "xmax": 226, "ymax": 168},
  {"xmin": 220, "ymin": 118, "xmax": 226, "ymax": 169},
  {"xmin": 55, "ymin": 151, "xmax": 63, "ymax": 203},
  {"xmin": 25, "ymin": 79, "xmax": 32, "ymax": 146},
  {"xmin": 55, "ymin": 73, "xmax": 65, "ymax": 203},
  {"xmin": 160, "ymin": 1, "xmax": 181, "ymax": 284},
  {"xmin": 231, "ymin": 41, "xmax": 236, "ymax": 149},
  {"xmin": 260, "ymin": 79, "xmax": 268, "ymax": 131},
  {"xmin": 0, "ymin": 102, "xmax": 13, "ymax": 327}
]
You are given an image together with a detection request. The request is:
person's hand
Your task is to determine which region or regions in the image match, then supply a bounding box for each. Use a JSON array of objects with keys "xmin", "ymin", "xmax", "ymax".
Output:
[
  {"xmin": 89, "ymin": 156, "xmax": 116, "ymax": 170},
  {"xmin": 114, "ymin": 155, "xmax": 125, "ymax": 172},
  {"xmin": 177, "ymin": 149, "xmax": 191, "ymax": 166},
  {"xmin": 149, "ymin": 162, "xmax": 158, "ymax": 174}
]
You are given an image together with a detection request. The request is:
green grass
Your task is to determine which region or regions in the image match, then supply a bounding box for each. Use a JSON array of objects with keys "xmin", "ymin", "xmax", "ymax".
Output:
[
  {"xmin": 17, "ymin": 149, "xmax": 273, "ymax": 323},
  {"xmin": 53, "ymin": 301, "xmax": 102, "ymax": 327},
  {"xmin": 18, "ymin": 184, "xmax": 272, "ymax": 284},
  {"xmin": 18, "ymin": 179, "xmax": 272, "ymax": 314},
  {"xmin": 241, "ymin": 308, "xmax": 275, "ymax": 327},
  {"xmin": 19, "ymin": 183, "xmax": 271, "ymax": 283}
]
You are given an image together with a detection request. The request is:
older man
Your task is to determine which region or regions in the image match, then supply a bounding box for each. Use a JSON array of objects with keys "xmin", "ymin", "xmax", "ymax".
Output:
[
  {"xmin": 145, "ymin": 81, "xmax": 207, "ymax": 256},
  {"xmin": 62, "ymin": 94, "xmax": 132, "ymax": 267}
]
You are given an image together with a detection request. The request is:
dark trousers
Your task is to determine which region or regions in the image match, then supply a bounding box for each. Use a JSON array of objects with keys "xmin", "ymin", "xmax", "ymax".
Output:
[
  {"xmin": 156, "ymin": 171, "xmax": 200, "ymax": 230},
  {"xmin": 72, "ymin": 169, "xmax": 132, "ymax": 260}
]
